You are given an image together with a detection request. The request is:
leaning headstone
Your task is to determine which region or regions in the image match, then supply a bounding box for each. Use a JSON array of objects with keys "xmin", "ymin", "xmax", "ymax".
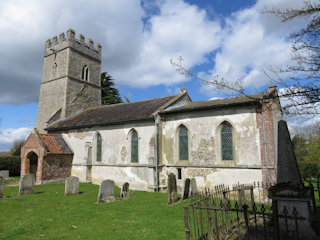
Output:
[
  {"xmin": 0, "ymin": 170, "xmax": 9, "ymax": 179},
  {"xmin": 191, "ymin": 178, "xmax": 197, "ymax": 195},
  {"xmin": 97, "ymin": 180, "xmax": 115, "ymax": 203},
  {"xmin": 0, "ymin": 176, "xmax": 4, "ymax": 198},
  {"xmin": 120, "ymin": 182, "xmax": 129, "ymax": 198},
  {"xmin": 19, "ymin": 174, "xmax": 35, "ymax": 195},
  {"xmin": 65, "ymin": 176, "xmax": 79, "ymax": 196},
  {"xmin": 168, "ymin": 173, "xmax": 178, "ymax": 204},
  {"xmin": 183, "ymin": 178, "xmax": 190, "ymax": 200},
  {"xmin": 269, "ymin": 120, "xmax": 316, "ymax": 238}
]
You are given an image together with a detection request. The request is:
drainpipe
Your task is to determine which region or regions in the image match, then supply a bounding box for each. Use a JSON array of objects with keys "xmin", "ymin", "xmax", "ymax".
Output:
[
  {"xmin": 261, "ymin": 100, "xmax": 269, "ymax": 185},
  {"xmin": 154, "ymin": 114, "xmax": 160, "ymax": 192}
]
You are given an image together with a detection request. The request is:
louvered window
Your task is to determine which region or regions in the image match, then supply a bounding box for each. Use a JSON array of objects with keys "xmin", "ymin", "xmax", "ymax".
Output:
[
  {"xmin": 96, "ymin": 133, "xmax": 102, "ymax": 162},
  {"xmin": 131, "ymin": 130, "xmax": 138, "ymax": 163},
  {"xmin": 221, "ymin": 122, "xmax": 233, "ymax": 160},
  {"xmin": 179, "ymin": 125, "xmax": 188, "ymax": 160}
]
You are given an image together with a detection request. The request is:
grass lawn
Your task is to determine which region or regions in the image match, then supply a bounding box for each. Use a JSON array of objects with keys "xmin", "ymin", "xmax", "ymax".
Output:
[{"xmin": 0, "ymin": 183, "xmax": 189, "ymax": 240}]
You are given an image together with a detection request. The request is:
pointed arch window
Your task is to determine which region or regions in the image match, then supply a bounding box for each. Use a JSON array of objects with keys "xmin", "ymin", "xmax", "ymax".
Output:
[
  {"xmin": 179, "ymin": 125, "xmax": 188, "ymax": 160},
  {"xmin": 221, "ymin": 122, "xmax": 233, "ymax": 160},
  {"xmin": 131, "ymin": 130, "xmax": 138, "ymax": 163},
  {"xmin": 81, "ymin": 65, "xmax": 89, "ymax": 81},
  {"xmin": 96, "ymin": 133, "xmax": 102, "ymax": 162}
]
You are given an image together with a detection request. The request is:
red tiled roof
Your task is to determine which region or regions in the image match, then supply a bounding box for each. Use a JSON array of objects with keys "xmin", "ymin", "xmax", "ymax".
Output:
[{"xmin": 39, "ymin": 134, "xmax": 73, "ymax": 154}]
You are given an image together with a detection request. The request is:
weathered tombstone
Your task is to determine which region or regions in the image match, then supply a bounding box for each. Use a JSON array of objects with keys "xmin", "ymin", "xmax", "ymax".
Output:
[
  {"xmin": 120, "ymin": 182, "xmax": 129, "ymax": 198},
  {"xmin": 269, "ymin": 120, "xmax": 316, "ymax": 238},
  {"xmin": 183, "ymin": 178, "xmax": 190, "ymax": 200},
  {"xmin": 97, "ymin": 180, "xmax": 115, "ymax": 203},
  {"xmin": 0, "ymin": 176, "xmax": 4, "ymax": 198},
  {"xmin": 168, "ymin": 173, "xmax": 178, "ymax": 204},
  {"xmin": 0, "ymin": 170, "xmax": 9, "ymax": 179},
  {"xmin": 190, "ymin": 178, "xmax": 197, "ymax": 195},
  {"xmin": 65, "ymin": 176, "xmax": 79, "ymax": 196},
  {"xmin": 19, "ymin": 174, "xmax": 35, "ymax": 195}
]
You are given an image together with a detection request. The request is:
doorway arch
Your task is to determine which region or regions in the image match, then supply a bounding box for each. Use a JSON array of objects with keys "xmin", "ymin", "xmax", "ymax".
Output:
[{"xmin": 27, "ymin": 151, "xmax": 38, "ymax": 180}]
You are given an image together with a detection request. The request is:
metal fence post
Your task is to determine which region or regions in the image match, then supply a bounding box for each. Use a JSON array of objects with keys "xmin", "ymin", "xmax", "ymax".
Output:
[{"xmin": 184, "ymin": 207, "xmax": 191, "ymax": 240}]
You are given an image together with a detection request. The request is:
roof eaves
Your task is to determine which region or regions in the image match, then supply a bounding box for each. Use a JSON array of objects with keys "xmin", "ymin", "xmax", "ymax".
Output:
[{"xmin": 47, "ymin": 116, "xmax": 154, "ymax": 132}]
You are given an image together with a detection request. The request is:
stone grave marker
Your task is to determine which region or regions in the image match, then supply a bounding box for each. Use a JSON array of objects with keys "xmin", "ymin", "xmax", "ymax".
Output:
[
  {"xmin": 97, "ymin": 179, "xmax": 115, "ymax": 203},
  {"xmin": 120, "ymin": 182, "xmax": 129, "ymax": 198},
  {"xmin": 168, "ymin": 173, "xmax": 178, "ymax": 204},
  {"xmin": 183, "ymin": 178, "xmax": 190, "ymax": 200},
  {"xmin": 191, "ymin": 178, "xmax": 197, "ymax": 195},
  {"xmin": 0, "ymin": 170, "xmax": 9, "ymax": 179},
  {"xmin": 269, "ymin": 120, "xmax": 317, "ymax": 238},
  {"xmin": 0, "ymin": 176, "xmax": 4, "ymax": 198},
  {"xmin": 19, "ymin": 174, "xmax": 35, "ymax": 195},
  {"xmin": 65, "ymin": 176, "xmax": 79, "ymax": 196}
]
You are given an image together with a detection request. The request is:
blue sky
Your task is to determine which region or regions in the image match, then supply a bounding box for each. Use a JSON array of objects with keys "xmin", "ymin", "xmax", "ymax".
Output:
[{"xmin": 0, "ymin": 0, "xmax": 315, "ymax": 151}]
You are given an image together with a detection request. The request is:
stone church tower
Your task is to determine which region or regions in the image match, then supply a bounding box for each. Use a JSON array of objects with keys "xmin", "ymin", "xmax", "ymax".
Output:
[{"xmin": 36, "ymin": 29, "xmax": 102, "ymax": 133}]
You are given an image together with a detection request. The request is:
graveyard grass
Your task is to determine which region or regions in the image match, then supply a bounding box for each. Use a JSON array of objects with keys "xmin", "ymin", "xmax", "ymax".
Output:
[{"xmin": 0, "ymin": 182, "xmax": 189, "ymax": 240}]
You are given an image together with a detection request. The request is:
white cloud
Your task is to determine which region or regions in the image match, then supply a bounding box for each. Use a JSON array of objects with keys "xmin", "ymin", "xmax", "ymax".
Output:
[
  {"xmin": 0, "ymin": 127, "xmax": 32, "ymax": 151},
  {"xmin": 200, "ymin": 0, "xmax": 308, "ymax": 97}
]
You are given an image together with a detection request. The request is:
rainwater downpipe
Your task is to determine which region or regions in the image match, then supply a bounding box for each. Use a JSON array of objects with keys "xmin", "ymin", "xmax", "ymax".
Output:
[
  {"xmin": 261, "ymin": 100, "xmax": 269, "ymax": 185},
  {"xmin": 154, "ymin": 114, "xmax": 160, "ymax": 192}
]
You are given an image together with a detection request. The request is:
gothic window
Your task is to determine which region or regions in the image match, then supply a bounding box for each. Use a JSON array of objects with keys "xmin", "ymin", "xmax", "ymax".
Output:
[
  {"xmin": 96, "ymin": 133, "xmax": 102, "ymax": 162},
  {"xmin": 179, "ymin": 125, "xmax": 188, "ymax": 160},
  {"xmin": 82, "ymin": 65, "xmax": 89, "ymax": 81},
  {"xmin": 221, "ymin": 122, "xmax": 233, "ymax": 160},
  {"xmin": 131, "ymin": 129, "xmax": 138, "ymax": 163}
]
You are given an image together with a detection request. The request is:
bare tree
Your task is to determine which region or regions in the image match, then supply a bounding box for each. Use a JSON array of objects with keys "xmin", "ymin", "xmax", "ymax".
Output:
[
  {"xmin": 10, "ymin": 139, "xmax": 26, "ymax": 156},
  {"xmin": 171, "ymin": 1, "xmax": 320, "ymax": 116}
]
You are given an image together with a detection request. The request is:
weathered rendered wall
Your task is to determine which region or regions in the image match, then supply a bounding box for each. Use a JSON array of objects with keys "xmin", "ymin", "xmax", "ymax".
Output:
[
  {"xmin": 159, "ymin": 106, "xmax": 264, "ymax": 192},
  {"xmin": 62, "ymin": 121, "xmax": 156, "ymax": 190}
]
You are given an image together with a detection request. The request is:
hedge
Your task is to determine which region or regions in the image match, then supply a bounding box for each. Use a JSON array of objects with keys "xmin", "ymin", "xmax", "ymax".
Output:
[
  {"xmin": 0, "ymin": 156, "xmax": 21, "ymax": 176},
  {"xmin": 298, "ymin": 161, "xmax": 320, "ymax": 179}
]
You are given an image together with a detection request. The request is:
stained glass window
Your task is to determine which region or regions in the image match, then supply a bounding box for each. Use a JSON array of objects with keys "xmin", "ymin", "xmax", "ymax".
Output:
[
  {"xmin": 96, "ymin": 133, "xmax": 102, "ymax": 162},
  {"xmin": 131, "ymin": 130, "xmax": 138, "ymax": 163},
  {"xmin": 179, "ymin": 125, "xmax": 188, "ymax": 160},
  {"xmin": 221, "ymin": 122, "xmax": 233, "ymax": 160}
]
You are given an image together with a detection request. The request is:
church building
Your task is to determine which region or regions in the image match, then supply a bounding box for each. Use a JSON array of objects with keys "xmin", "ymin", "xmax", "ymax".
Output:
[{"xmin": 21, "ymin": 29, "xmax": 282, "ymax": 192}]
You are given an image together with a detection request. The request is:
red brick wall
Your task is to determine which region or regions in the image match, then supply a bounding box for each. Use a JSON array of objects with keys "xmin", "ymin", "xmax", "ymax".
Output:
[
  {"xmin": 256, "ymin": 102, "xmax": 277, "ymax": 185},
  {"xmin": 42, "ymin": 155, "xmax": 72, "ymax": 180}
]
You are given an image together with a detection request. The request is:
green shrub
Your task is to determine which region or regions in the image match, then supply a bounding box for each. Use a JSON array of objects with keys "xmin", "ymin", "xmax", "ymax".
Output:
[
  {"xmin": 298, "ymin": 161, "xmax": 319, "ymax": 179},
  {"xmin": 0, "ymin": 156, "xmax": 20, "ymax": 176}
]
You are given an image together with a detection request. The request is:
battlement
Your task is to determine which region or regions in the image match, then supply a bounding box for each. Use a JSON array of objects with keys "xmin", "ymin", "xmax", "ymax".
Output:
[{"xmin": 44, "ymin": 29, "xmax": 101, "ymax": 60}]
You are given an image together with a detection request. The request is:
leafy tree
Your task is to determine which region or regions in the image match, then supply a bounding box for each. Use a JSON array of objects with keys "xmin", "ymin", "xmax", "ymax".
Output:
[
  {"xmin": 10, "ymin": 139, "xmax": 25, "ymax": 156},
  {"xmin": 171, "ymin": 1, "xmax": 320, "ymax": 116},
  {"xmin": 101, "ymin": 72, "xmax": 123, "ymax": 105},
  {"xmin": 292, "ymin": 134, "xmax": 308, "ymax": 162}
]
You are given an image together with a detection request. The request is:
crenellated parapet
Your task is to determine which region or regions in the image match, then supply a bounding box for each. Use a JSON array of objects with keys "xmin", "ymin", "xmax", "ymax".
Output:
[{"xmin": 44, "ymin": 29, "xmax": 101, "ymax": 61}]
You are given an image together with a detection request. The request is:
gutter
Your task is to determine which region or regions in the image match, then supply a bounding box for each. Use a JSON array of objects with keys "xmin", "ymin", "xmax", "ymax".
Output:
[
  {"xmin": 261, "ymin": 100, "xmax": 269, "ymax": 184},
  {"xmin": 154, "ymin": 113, "xmax": 160, "ymax": 192}
]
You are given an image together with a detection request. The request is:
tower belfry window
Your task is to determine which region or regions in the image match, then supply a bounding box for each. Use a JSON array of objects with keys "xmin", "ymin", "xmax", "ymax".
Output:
[
  {"xmin": 52, "ymin": 63, "xmax": 57, "ymax": 79},
  {"xmin": 82, "ymin": 65, "xmax": 89, "ymax": 81}
]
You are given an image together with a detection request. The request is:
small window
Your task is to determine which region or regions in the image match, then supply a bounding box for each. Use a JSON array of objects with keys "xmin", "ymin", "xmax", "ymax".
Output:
[
  {"xmin": 179, "ymin": 125, "xmax": 188, "ymax": 160},
  {"xmin": 131, "ymin": 130, "xmax": 138, "ymax": 163},
  {"xmin": 81, "ymin": 65, "xmax": 89, "ymax": 81},
  {"xmin": 221, "ymin": 122, "xmax": 233, "ymax": 160},
  {"xmin": 96, "ymin": 133, "xmax": 102, "ymax": 162},
  {"xmin": 52, "ymin": 63, "xmax": 57, "ymax": 79},
  {"xmin": 177, "ymin": 168, "xmax": 182, "ymax": 179}
]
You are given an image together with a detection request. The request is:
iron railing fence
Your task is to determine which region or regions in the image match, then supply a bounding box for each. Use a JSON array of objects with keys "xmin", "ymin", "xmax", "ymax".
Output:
[{"xmin": 184, "ymin": 183, "xmax": 311, "ymax": 240}]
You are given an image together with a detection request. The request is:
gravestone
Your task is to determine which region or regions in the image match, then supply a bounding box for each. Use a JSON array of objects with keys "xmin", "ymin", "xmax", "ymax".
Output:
[
  {"xmin": 183, "ymin": 178, "xmax": 190, "ymax": 200},
  {"xmin": 65, "ymin": 176, "xmax": 79, "ymax": 196},
  {"xmin": 168, "ymin": 173, "xmax": 178, "ymax": 204},
  {"xmin": 19, "ymin": 174, "xmax": 35, "ymax": 195},
  {"xmin": 0, "ymin": 176, "xmax": 4, "ymax": 198},
  {"xmin": 269, "ymin": 120, "xmax": 316, "ymax": 238},
  {"xmin": 0, "ymin": 170, "xmax": 9, "ymax": 179},
  {"xmin": 97, "ymin": 179, "xmax": 115, "ymax": 203},
  {"xmin": 120, "ymin": 182, "xmax": 129, "ymax": 198},
  {"xmin": 191, "ymin": 178, "xmax": 197, "ymax": 195}
]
